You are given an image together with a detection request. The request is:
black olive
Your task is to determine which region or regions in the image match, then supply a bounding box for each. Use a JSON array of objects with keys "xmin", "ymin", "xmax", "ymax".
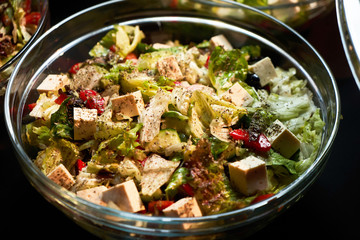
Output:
[{"xmin": 245, "ymin": 73, "xmax": 261, "ymax": 89}]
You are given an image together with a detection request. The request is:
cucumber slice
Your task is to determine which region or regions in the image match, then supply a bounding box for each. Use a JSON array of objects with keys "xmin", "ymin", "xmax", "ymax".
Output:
[
  {"xmin": 162, "ymin": 111, "xmax": 189, "ymax": 121},
  {"xmin": 145, "ymin": 129, "xmax": 181, "ymax": 154}
]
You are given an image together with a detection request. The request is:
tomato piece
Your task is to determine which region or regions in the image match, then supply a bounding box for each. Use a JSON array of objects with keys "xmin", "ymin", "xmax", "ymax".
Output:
[
  {"xmin": 69, "ymin": 62, "xmax": 82, "ymax": 74},
  {"xmin": 25, "ymin": 12, "xmax": 41, "ymax": 25},
  {"xmin": 251, "ymin": 193, "xmax": 275, "ymax": 204},
  {"xmin": 148, "ymin": 201, "xmax": 174, "ymax": 213},
  {"xmin": 54, "ymin": 93, "xmax": 68, "ymax": 105}
]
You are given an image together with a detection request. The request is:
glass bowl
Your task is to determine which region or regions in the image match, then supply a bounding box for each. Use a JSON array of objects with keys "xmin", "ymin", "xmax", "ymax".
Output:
[
  {"xmin": 336, "ymin": 0, "xmax": 360, "ymax": 90},
  {"xmin": 0, "ymin": 0, "xmax": 49, "ymax": 95},
  {"xmin": 231, "ymin": 0, "xmax": 334, "ymax": 28},
  {"xmin": 4, "ymin": 0, "xmax": 340, "ymax": 239}
]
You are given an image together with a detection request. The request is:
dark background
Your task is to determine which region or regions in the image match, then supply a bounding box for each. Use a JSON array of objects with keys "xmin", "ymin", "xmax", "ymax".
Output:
[{"xmin": 3, "ymin": 1, "xmax": 359, "ymax": 239}]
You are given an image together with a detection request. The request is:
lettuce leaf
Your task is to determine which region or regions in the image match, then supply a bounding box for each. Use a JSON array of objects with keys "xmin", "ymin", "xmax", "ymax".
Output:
[
  {"xmin": 208, "ymin": 46, "xmax": 248, "ymax": 94},
  {"xmin": 50, "ymin": 97, "xmax": 73, "ymax": 139},
  {"xmin": 266, "ymin": 93, "xmax": 311, "ymax": 121},
  {"xmin": 89, "ymin": 25, "xmax": 145, "ymax": 58},
  {"xmin": 165, "ymin": 167, "xmax": 190, "ymax": 199},
  {"xmin": 34, "ymin": 139, "xmax": 79, "ymax": 175},
  {"xmin": 267, "ymin": 149, "xmax": 297, "ymax": 175},
  {"xmin": 91, "ymin": 123, "xmax": 143, "ymax": 164}
]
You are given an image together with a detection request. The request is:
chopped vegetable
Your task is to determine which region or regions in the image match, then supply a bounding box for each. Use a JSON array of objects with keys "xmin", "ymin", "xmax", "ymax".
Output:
[{"xmin": 24, "ymin": 25, "xmax": 324, "ymax": 217}]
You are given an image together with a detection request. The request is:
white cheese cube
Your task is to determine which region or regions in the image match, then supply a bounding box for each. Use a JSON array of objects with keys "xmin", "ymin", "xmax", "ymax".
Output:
[
  {"xmin": 221, "ymin": 82, "xmax": 254, "ymax": 107},
  {"xmin": 76, "ymin": 186, "xmax": 108, "ymax": 206},
  {"xmin": 210, "ymin": 34, "xmax": 233, "ymax": 51},
  {"xmin": 163, "ymin": 197, "xmax": 202, "ymax": 218},
  {"xmin": 73, "ymin": 107, "xmax": 97, "ymax": 140},
  {"xmin": 229, "ymin": 156, "xmax": 268, "ymax": 196},
  {"xmin": 248, "ymin": 57, "xmax": 277, "ymax": 87},
  {"xmin": 152, "ymin": 43, "xmax": 172, "ymax": 49},
  {"xmin": 111, "ymin": 90, "xmax": 145, "ymax": 120},
  {"xmin": 101, "ymin": 180, "xmax": 145, "ymax": 213},
  {"xmin": 265, "ymin": 119, "xmax": 301, "ymax": 158},
  {"xmin": 157, "ymin": 56, "xmax": 184, "ymax": 81},
  {"xmin": 47, "ymin": 164, "xmax": 75, "ymax": 189},
  {"xmin": 36, "ymin": 74, "xmax": 69, "ymax": 95}
]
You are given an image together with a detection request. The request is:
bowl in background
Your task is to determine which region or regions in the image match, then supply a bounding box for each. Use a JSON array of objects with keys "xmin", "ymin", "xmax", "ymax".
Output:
[
  {"xmin": 336, "ymin": 0, "xmax": 360, "ymax": 90},
  {"xmin": 0, "ymin": 0, "xmax": 49, "ymax": 95},
  {"xmin": 231, "ymin": 0, "xmax": 334, "ymax": 28},
  {"xmin": 4, "ymin": 0, "xmax": 340, "ymax": 239}
]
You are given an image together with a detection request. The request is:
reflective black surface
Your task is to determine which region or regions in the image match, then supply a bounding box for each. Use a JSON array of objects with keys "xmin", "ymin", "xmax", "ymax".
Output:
[{"xmin": 3, "ymin": 1, "xmax": 359, "ymax": 239}]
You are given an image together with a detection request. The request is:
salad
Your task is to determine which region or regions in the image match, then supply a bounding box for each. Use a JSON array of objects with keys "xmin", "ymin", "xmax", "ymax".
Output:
[
  {"xmin": 24, "ymin": 25, "xmax": 324, "ymax": 218},
  {"xmin": 0, "ymin": 0, "xmax": 41, "ymax": 67}
]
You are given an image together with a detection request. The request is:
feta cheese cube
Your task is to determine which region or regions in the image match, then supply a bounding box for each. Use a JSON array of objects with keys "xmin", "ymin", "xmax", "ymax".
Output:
[
  {"xmin": 47, "ymin": 164, "xmax": 75, "ymax": 189},
  {"xmin": 210, "ymin": 34, "xmax": 233, "ymax": 51},
  {"xmin": 76, "ymin": 186, "xmax": 108, "ymax": 206},
  {"xmin": 229, "ymin": 156, "xmax": 268, "ymax": 196},
  {"xmin": 101, "ymin": 180, "xmax": 145, "ymax": 213},
  {"xmin": 163, "ymin": 197, "xmax": 202, "ymax": 218},
  {"xmin": 37, "ymin": 74, "xmax": 69, "ymax": 95},
  {"xmin": 157, "ymin": 56, "xmax": 184, "ymax": 81},
  {"xmin": 73, "ymin": 107, "xmax": 97, "ymax": 140},
  {"xmin": 265, "ymin": 119, "xmax": 301, "ymax": 158},
  {"xmin": 221, "ymin": 82, "xmax": 253, "ymax": 107},
  {"xmin": 111, "ymin": 90, "xmax": 145, "ymax": 120},
  {"xmin": 152, "ymin": 43, "xmax": 171, "ymax": 49},
  {"xmin": 248, "ymin": 57, "xmax": 277, "ymax": 87}
]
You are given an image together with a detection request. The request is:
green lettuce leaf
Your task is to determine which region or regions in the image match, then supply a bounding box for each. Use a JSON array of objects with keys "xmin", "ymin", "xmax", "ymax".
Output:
[
  {"xmin": 165, "ymin": 167, "xmax": 190, "ymax": 199},
  {"xmin": 208, "ymin": 46, "xmax": 248, "ymax": 94},
  {"xmin": 267, "ymin": 149, "xmax": 297, "ymax": 175},
  {"xmin": 34, "ymin": 139, "xmax": 79, "ymax": 175},
  {"xmin": 266, "ymin": 93, "xmax": 311, "ymax": 121},
  {"xmin": 50, "ymin": 97, "xmax": 73, "ymax": 139},
  {"xmin": 89, "ymin": 25, "xmax": 145, "ymax": 58},
  {"xmin": 92, "ymin": 123, "xmax": 143, "ymax": 164}
]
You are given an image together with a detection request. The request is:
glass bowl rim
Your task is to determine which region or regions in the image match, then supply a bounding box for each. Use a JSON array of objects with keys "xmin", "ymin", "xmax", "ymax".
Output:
[
  {"xmin": 0, "ymin": 0, "xmax": 49, "ymax": 75},
  {"xmin": 4, "ymin": 0, "xmax": 341, "ymax": 226}
]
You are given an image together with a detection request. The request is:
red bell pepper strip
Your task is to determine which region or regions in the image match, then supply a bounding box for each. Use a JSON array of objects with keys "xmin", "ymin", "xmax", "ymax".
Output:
[
  {"xmin": 79, "ymin": 90, "xmax": 105, "ymax": 114},
  {"xmin": 23, "ymin": 0, "xmax": 32, "ymax": 14},
  {"xmin": 25, "ymin": 12, "xmax": 41, "ymax": 25},
  {"xmin": 27, "ymin": 103, "xmax": 36, "ymax": 111},
  {"xmin": 251, "ymin": 193, "xmax": 274, "ymax": 204},
  {"xmin": 229, "ymin": 129, "xmax": 271, "ymax": 152},
  {"xmin": 148, "ymin": 200, "xmax": 174, "ymax": 213},
  {"xmin": 76, "ymin": 159, "xmax": 87, "ymax": 173},
  {"xmin": 109, "ymin": 44, "xmax": 117, "ymax": 53},
  {"xmin": 180, "ymin": 183, "xmax": 194, "ymax": 197},
  {"xmin": 79, "ymin": 89, "xmax": 97, "ymax": 101},
  {"xmin": 125, "ymin": 52, "xmax": 137, "ymax": 60},
  {"xmin": 69, "ymin": 62, "xmax": 82, "ymax": 74},
  {"xmin": 204, "ymin": 55, "xmax": 210, "ymax": 69},
  {"xmin": 54, "ymin": 93, "xmax": 68, "ymax": 105}
]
